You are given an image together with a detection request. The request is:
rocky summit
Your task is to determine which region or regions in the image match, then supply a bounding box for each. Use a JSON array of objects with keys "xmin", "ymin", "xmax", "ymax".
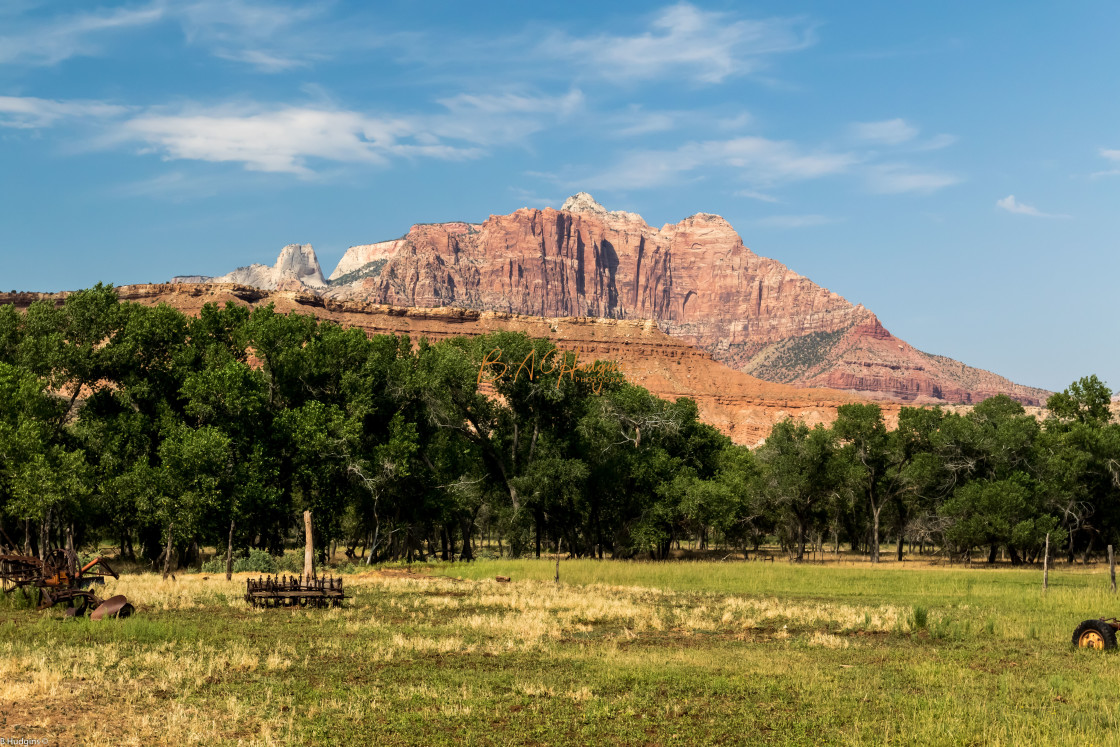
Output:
[
  {"xmin": 174, "ymin": 244, "xmax": 326, "ymax": 291},
  {"xmin": 171, "ymin": 195, "xmax": 1049, "ymax": 406}
]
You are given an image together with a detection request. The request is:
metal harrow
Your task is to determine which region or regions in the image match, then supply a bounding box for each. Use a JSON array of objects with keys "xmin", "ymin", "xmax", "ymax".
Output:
[{"xmin": 245, "ymin": 574, "xmax": 345, "ymax": 609}]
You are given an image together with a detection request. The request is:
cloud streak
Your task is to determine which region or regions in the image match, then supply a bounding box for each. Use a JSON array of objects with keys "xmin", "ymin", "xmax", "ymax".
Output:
[
  {"xmin": 1090, "ymin": 148, "xmax": 1120, "ymax": 178},
  {"xmin": 582, "ymin": 136, "xmax": 855, "ymax": 190},
  {"xmin": 866, "ymin": 163, "xmax": 960, "ymax": 194},
  {"xmin": 996, "ymin": 195, "xmax": 1069, "ymax": 219},
  {"xmin": 0, "ymin": 0, "xmax": 341, "ymax": 71},
  {"xmin": 0, "ymin": 3, "xmax": 163, "ymax": 66},
  {"xmin": 0, "ymin": 96, "xmax": 128, "ymax": 128},
  {"xmin": 0, "ymin": 91, "xmax": 583, "ymax": 175},
  {"xmin": 540, "ymin": 3, "xmax": 816, "ymax": 84},
  {"xmin": 851, "ymin": 118, "xmax": 918, "ymax": 145}
]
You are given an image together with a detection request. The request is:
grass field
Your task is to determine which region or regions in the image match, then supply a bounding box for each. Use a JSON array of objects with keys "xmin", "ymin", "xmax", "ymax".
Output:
[{"xmin": 3, "ymin": 559, "xmax": 1120, "ymax": 745}]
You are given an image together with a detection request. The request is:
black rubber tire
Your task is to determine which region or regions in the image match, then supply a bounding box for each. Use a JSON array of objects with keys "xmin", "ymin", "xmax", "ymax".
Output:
[{"xmin": 1072, "ymin": 619, "xmax": 1117, "ymax": 649}]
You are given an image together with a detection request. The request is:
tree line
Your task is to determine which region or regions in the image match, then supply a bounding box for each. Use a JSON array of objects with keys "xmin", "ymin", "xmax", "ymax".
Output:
[{"xmin": 1, "ymin": 285, "xmax": 1118, "ymax": 568}]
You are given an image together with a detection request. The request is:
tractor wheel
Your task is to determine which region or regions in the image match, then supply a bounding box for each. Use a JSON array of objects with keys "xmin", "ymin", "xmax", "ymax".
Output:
[{"xmin": 1072, "ymin": 619, "xmax": 1117, "ymax": 650}]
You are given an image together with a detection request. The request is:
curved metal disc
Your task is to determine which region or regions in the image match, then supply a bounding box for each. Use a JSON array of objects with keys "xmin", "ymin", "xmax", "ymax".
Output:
[{"xmin": 90, "ymin": 595, "xmax": 133, "ymax": 620}]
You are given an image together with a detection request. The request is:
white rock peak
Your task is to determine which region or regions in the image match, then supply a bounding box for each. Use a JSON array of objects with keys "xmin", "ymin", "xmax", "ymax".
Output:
[
  {"xmin": 560, "ymin": 192, "xmax": 608, "ymax": 214},
  {"xmin": 212, "ymin": 243, "xmax": 326, "ymax": 290},
  {"xmin": 275, "ymin": 244, "xmax": 327, "ymax": 288},
  {"xmin": 559, "ymin": 192, "xmax": 646, "ymax": 224}
]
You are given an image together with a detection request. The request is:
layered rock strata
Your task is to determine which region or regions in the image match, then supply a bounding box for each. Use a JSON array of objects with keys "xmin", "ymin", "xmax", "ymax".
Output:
[{"xmin": 166, "ymin": 194, "xmax": 1048, "ymax": 405}]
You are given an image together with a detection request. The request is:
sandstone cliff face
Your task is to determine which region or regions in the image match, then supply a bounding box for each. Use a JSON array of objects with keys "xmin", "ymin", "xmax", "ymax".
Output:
[{"xmin": 172, "ymin": 194, "xmax": 1049, "ymax": 406}]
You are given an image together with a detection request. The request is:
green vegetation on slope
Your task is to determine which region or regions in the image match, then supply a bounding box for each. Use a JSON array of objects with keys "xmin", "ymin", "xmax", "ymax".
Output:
[
  {"xmin": 745, "ymin": 326, "xmax": 850, "ymax": 383},
  {"xmin": 329, "ymin": 258, "xmax": 389, "ymax": 287}
]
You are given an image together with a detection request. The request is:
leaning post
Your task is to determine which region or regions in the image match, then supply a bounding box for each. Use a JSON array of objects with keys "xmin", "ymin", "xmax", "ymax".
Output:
[
  {"xmin": 225, "ymin": 519, "xmax": 235, "ymax": 581},
  {"xmin": 303, "ymin": 511, "xmax": 315, "ymax": 582},
  {"xmin": 1110, "ymin": 545, "xmax": 1116, "ymax": 594}
]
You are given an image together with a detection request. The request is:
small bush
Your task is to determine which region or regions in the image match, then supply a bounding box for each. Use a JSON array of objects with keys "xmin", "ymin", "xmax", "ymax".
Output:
[
  {"xmin": 200, "ymin": 556, "xmax": 226, "ymax": 574},
  {"xmin": 911, "ymin": 605, "xmax": 929, "ymax": 631},
  {"xmin": 200, "ymin": 549, "xmax": 281, "ymax": 575},
  {"xmin": 276, "ymin": 552, "xmax": 303, "ymax": 573},
  {"xmin": 235, "ymin": 549, "xmax": 279, "ymax": 574}
]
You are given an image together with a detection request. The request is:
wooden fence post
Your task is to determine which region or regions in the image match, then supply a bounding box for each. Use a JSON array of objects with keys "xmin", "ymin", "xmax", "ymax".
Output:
[
  {"xmin": 555, "ymin": 538, "xmax": 562, "ymax": 584},
  {"xmin": 303, "ymin": 511, "xmax": 315, "ymax": 581},
  {"xmin": 1043, "ymin": 532, "xmax": 1050, "ymax": 592},
  {"xmin": 1110, "ymin": 545, "xmax": 1116, "ymax": 594}
]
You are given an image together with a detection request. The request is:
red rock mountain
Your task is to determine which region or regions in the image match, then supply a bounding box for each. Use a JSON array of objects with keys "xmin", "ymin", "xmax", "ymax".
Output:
[{"xmin": 177, "ymin": 193, "xmax": 1049, "ymax": 405}]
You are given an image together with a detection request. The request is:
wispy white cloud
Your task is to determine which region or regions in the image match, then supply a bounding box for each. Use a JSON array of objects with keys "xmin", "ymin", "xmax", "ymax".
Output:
[
  {"xmin": 1, "ymin": 91, "xmax": 583, "ymax": 175},
  {"xmin": 755, "ymin": 214, "xmax": 834, "ymax": 228},
  {"xmin": 0, "ymin": 0, "xmax": 340, "ymax": 71},
  {"xmin": 1090, "ymin": 148, "xmax": 1120, "ymax": 178},
  {"xmin": 734, "ymin": 189, "xmax": 780, "ymax": 203},
  {"xmin": 115, "ymin": 105, "xmax": 491, "ymax": 175},
  {"xmin": 539, "ymin": 3, "xmax": 816, "ymax": 84},
  {"xmin": 914, "ymin": 133, "xmax": 957, "ymax": 151},
  {"xmin": 0, "ymin": 3, "xmax": 163, "ymax": 65},
  {"xmin": 0, "ymin": 95, "xmax": 128, "ymax": 128},
  {"xmin": 996, "ymin": 195, "xmax": 1069, "ymax": 218},
  {"xmin": 866, "ymin": 163, "xmax": 961, "ymax": 194},
  {"xmin": 430, "ymin": 90, "xmax": 584, "ymax": 145},
  {"xmin": 583, "ymin": 136, "xmax": 855, "ymax": 190},
  {"xmin": 851, "ymin": 118, "xmax": 956, "ymax": 151},
  {"xmin": 851, "ymin": 118, "xmax": 918, "ymax": 145},
  {"xmin": 599, "ymin": 106, "xmax": 752, "ymax": 138},
  {"xmin": 211, "ymin": 48, "xmax": 313, "ymax": 72}
]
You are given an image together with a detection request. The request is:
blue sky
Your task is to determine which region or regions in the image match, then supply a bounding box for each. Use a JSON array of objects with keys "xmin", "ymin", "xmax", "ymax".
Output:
[{"xmin": 2, "ymin": 1, "xmax": 1118, "ymax": 393}]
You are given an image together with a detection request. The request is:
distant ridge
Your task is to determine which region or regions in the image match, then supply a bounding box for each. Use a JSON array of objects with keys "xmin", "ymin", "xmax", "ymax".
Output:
[{"xmin": 166, "ymin": 194, "xmax": 1049, "ymax": 406}]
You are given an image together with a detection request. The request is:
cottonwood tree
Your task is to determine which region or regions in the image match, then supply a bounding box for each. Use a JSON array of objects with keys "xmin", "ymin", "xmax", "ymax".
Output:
[
  {"xmin": 833, "ymin": 403, "xmax": 908, "ymax": 563},
  {"xmin": 757, "ymin": 420, "xmax": 839, "ymax": 562}
]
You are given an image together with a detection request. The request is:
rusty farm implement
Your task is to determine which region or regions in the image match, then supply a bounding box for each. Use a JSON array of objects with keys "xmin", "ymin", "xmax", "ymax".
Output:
[
  {"xmin": 1072, "ymin": 618, "xmax": 1120, "ymax": 650},
  {"xmin": 0, "ymin": 548, "xmax": 133, "ymax": 618},
  {"xmin": 245, "ymin": 574, "xmax": 345, "ymax": 609}
]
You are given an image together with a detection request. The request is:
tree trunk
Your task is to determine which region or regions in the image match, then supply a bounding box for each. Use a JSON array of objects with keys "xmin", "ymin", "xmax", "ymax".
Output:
[
  {"xmin": 225, "ymin": 518, "xmax": 235, "ymax": 581},
  {"xmin": 870, "ymin": 505, "xmax": 882, "ymax": 563},
  {"xmin": 534, "ymin": 507, "xmax": 543, "ymax": 559},
  {"xmin": 66, "ymin": 525, "xmax": 78, "ymax": 577},
  {"xmin": 39, "ymin": 509, "xmax": 51, "ymax": 562},
  {"xmin": 458, "ymin": 517, "xmax": 474, "ymax": 561},
  {"xmin": 162, "ymin": 522, "xmax": 174, "ymax": 579},
  {"xmin": 303, "ymin": 511, "xmax": 315, "ymax": 580},
  {"xmin": 795, "ymin": 521, "xmax": 806, "ymax": 562},
  {"xmin": 896, "ymin": 531, "xmax": 904, "ymax": 562}
]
